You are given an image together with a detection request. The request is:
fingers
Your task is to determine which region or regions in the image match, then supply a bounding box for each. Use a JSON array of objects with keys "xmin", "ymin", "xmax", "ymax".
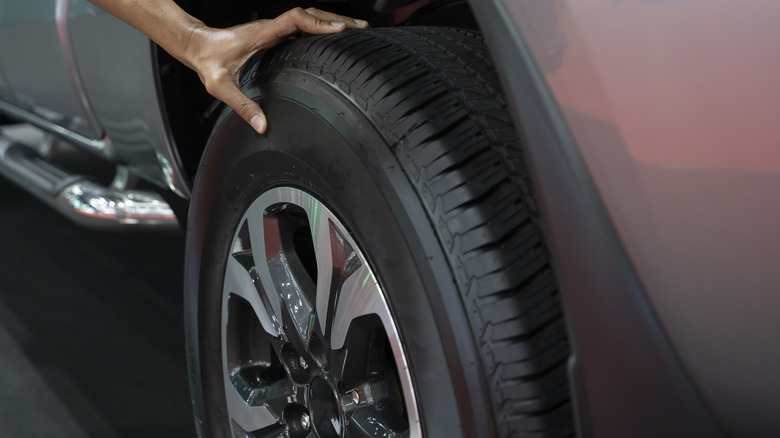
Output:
[
  {"xmin": 191, "ymin": 7, "xmax": 370, "ymax": 134},
  {"xmin": 273, "ymin": 7, "xmax": 368, "ymax": 38},
  {"xmin": 303, "ymin": 7, "xmax": 369, "ymax": 29},
  {"xmin": 204, "ymin": 69, "xmax": 266, "ymax": 134}
]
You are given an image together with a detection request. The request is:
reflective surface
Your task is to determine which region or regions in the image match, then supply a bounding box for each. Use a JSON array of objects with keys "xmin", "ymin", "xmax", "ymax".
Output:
[
  {"xmin": 221, "ymin": 187, "xmax": 420, "ymax": 437},
  {"xmin": 56, "ymin": 182, "xmax": 177, "ymax": 229},
  {"xmin": 508, "ymin": 0, "xmax": 780, "ymax": 434},
  {"xmin": 0, "ymin": 0, "xmax": 190, "ymax": 197},
  {"xmin": 56, "ymin": 0, "xmax": 102, "ymax": 139},
  {"xmin": 0, "ymin": 0, "xmax": 95, "ymax": 139},
  {"xmin": 0, "ymin": 126, "xmax": 177, "ymax": 230},
  {"xmin": 67, "ymin": 0, "xmax": 189, "ymax": 196}
]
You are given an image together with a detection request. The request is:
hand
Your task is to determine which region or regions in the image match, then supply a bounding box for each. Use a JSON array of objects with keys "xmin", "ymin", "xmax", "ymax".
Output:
[{"xmin": 183, "ymin": 8, "xmax": 368, "ymax": 134}]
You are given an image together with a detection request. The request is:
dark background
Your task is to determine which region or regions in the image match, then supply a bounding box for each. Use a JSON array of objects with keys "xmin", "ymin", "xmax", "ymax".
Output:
[{"xmin": 0, "ymin": 174, "xmax": 195, "ymax": 437}]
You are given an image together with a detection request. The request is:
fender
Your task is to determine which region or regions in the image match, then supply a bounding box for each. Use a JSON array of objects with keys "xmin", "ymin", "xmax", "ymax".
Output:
[{"xmin": 468, "ymin": 1, "xmax": 724, "ymax": 436}]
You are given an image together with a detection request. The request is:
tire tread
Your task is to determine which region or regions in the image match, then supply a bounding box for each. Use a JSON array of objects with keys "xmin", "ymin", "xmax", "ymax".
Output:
[{"xmin": 248, "ymin": 27, "xmax": 573, "ymax": 437}]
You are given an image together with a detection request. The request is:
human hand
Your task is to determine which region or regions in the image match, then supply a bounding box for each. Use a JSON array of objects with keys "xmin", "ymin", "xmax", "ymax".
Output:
[{"xmin": 183, "ymin": 8, "xmax": 368, "ymax": 134}]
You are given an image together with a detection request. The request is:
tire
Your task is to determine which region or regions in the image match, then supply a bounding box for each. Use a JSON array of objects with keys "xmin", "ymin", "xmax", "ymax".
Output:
[{"xmin": 184, "ymin": 27, "xmax": 573, "ymax": 438}]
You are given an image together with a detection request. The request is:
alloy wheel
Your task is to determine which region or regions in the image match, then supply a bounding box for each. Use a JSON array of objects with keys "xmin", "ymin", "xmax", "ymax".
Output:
[{"xmin": 221, "ymin": 187, "xmax": 420, "ymax": 437}]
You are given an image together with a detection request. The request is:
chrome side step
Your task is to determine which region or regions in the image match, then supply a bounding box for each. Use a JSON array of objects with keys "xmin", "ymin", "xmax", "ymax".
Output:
[{"xmin": 0, "ymin": 135, "xmax": 178, "ymax": 230}]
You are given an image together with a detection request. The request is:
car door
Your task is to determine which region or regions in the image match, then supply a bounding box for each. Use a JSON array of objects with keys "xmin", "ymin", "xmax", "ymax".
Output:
[
  {"xmin": 0, "ymin": 0, "xmax": 188, "ymax": 196},
  {"xmin": 0, "ymin": 0, "xmax": 101, "ymax": 140}
]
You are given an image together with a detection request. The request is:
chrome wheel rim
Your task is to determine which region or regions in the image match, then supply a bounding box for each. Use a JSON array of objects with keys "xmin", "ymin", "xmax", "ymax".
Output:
[{"xmin": 221, "ymin": 187, "xmax": 421, "ymax": 437}]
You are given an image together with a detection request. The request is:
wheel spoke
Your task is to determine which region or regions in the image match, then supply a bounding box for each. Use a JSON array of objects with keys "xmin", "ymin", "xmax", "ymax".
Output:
[
  {"xmin": 245, "ymin": 201, "xmax": 318, "ymax": 345},
  {"xmin": 225, "ymin": 373, "xmax": 287, "ymax": 435},
  {"xmin": 232, "ymin": 423, "xmax": 286, "ymax": 438},
  {"xmin": 331, "ymin": 263, "xmax": 388, "ymax": 350},
  {"xmin": 267, "ymin": 253, "xmax": 316, "ymax": 345},
  {"xmin": 348, "ymin": 405, "xmax": 401, "ymax": 438},
  {"xmin": 244, "ymin": 204, "xmax": 288, "ymax": 335},
  {"xmin": 224, "ymin": 255, "xmax": 281, "ymax": 336},
  {"xmin": 309, "ymin": 211, "xmax": 365, "ymax": 345},
  {"xmin": 308, "ymin": 203, "xmax": 336, "ymax": 336}
]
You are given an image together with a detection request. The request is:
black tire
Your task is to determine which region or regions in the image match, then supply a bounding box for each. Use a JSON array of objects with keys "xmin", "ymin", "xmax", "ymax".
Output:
[{"xmin": 184, "ymin": 27, "xmax": 572, "ymax": 438}]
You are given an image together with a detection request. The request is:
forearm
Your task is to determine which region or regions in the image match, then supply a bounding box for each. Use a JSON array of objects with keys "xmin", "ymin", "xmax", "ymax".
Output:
[{"xmin": 87, "ymin": 0, "xmax": 204, "ymax": 67}]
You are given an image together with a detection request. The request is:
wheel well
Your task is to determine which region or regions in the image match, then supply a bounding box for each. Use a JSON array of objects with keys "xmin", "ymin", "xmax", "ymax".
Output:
[{"xmin": 157, "ymin": 0, "xmax": 477, "ymax": 182}]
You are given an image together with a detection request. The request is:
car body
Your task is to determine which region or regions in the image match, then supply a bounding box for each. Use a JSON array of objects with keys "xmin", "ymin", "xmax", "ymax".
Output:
[{"xmin": 1, "ymin": 0, "xmax": 778, "ymax": 436}]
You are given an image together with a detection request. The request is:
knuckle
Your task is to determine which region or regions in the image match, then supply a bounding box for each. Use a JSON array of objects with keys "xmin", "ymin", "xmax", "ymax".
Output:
[
  {"xmin": 203, "ymin": 73, "xmax": 227, "ymax": 95},
  {"xmin": 203, "ymin": 80, "xmax": 220, "ymax": 96},
  {"xmin": 234, "ymin": 100, "xmax": 256, "ymax": 118},
  {"xmin": 287, "ymin": 7, "xmax": 305, "ymax": 19},
  {"xmin": 280, "ymin": 7, "xmax": 306, "ymax": 30}
]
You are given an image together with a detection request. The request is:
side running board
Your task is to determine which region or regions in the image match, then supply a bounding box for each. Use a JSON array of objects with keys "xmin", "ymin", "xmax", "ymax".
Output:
[{"xmin": 0, "ymin": 135, "xmax": 178, "ymax": 230}]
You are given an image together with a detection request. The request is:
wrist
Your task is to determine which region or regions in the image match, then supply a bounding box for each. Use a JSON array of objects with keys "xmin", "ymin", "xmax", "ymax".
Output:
[{"xmin": 178, "ymin": 20, "xmax": 211, "ymax": 69}]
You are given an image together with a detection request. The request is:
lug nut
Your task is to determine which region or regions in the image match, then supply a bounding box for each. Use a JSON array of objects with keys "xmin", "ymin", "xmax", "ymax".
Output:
[
  {"xmin": 340, "ymin": 389, "xmax": 361, "ymax": 414},
  {"xmin": 300, "ymin": 412, "xmax": 311, "ymax": 430},
  {"xmin": 282, "ymin": 404, "xmax": 310, "ymax": 438},
  {"xmin": 299, "ymin": 356, "xmax": 308, "ymax": 369}
]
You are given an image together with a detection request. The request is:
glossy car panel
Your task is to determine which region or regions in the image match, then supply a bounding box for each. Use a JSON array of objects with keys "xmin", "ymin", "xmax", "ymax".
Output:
[
  {"xmin": 0, "ymin": 61, "xmax": 10, "ymax": 93},
  {"xmin": 493, "ymin": 0, "xmax": 780, "ymax": 435},
  {"xmin": 470, "ymin": 1, "xmax": 724, "ymax": 436},
  {"xmin": 0, "ymin": 0, "xmax": 189, "ymax": 196},
  {"xmin": 0, "ymin": 0, "xmax": 96, "ymax": 138},
  {"xmin": 67, "ymin": 0, "xmax": 189, "ymax": 196}
]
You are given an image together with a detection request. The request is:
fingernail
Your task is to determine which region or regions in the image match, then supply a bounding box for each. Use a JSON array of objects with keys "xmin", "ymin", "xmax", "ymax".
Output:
[
  {"xmin": 331, "ymin": 21, "xmax": 345, "ymax": 28},
  {"xmin": 354, "ymin": 19, "xmax": 368, "ymax": 27},
  {"xmin": 250, "ymin": 115, "xmax": 266, "ymax": 133}
]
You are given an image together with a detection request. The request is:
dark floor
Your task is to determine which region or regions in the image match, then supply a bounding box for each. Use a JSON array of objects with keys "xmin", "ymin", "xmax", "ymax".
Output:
[{"xmin": 0, "ymin": 175, "xmax": 196, "ymax": 437}]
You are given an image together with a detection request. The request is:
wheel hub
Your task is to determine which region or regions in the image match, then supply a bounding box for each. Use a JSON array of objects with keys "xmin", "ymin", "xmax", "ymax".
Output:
[
  {"xmin": 309, "ymin": 376, "xmax": 342, "ymax": 437},
  {"xmin": 281, "ymin": 343, "xmax": 348, "ymax": 438}
]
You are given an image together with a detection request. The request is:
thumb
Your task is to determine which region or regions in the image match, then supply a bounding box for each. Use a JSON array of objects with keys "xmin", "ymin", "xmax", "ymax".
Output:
[{"xmin": 206, "ymin": 74, "xmax": 267, "ymax": 134}]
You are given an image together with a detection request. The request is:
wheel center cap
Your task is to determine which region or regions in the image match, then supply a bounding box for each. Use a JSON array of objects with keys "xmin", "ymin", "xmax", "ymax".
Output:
[{"xmin": 309, "ymin": 377, "xmax": 343, "ymax": 437}]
